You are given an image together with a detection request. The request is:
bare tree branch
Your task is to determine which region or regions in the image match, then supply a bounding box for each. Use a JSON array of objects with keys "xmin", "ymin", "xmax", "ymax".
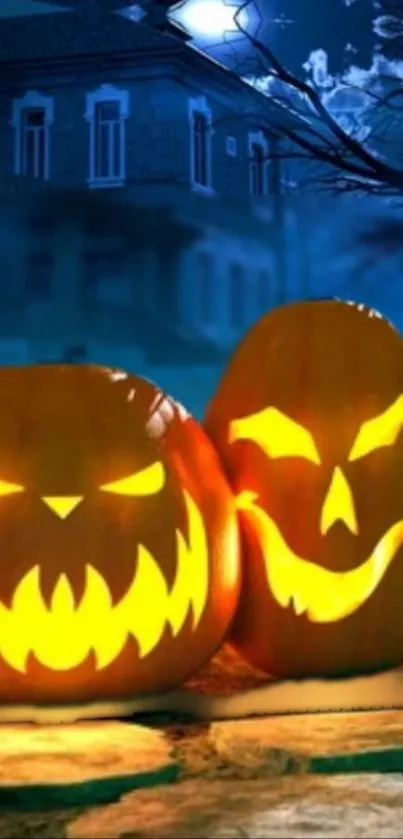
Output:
[{"xmin": 229, "ymin": 0, "xmax": 403, "ymax": 194}]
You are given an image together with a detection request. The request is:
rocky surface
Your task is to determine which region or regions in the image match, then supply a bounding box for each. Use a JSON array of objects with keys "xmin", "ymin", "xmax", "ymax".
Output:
[
  {"xmin": 0, "ymin": 721, "xmax": 172, "ymax": 787},
  {"xmin": 68, "ymin": 774, "xmax": 403, "ymax": 839},
  {"xmin": 0, "ymin": 647, "xmax": 402, "ymax": 837}
]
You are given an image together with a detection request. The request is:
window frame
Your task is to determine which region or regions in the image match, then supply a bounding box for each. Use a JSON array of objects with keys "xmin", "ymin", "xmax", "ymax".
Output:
[
  {"xmin": 248, "ymin": 130, "xmax": 269, "ymax": 197},
  {"xmin": 11, "ymin": 90, "xmax": 54, "ymax": 180},
  {"xmin": 226, "ymin": 135, "xmax": 238, "ymax": 158},
  {"xmin": 188, "ymin": 95, "xmax": 213, "ymax": 192},
  {"xmin": 85, "ymin": 84, "xmax": 130, "ymax": 189}
]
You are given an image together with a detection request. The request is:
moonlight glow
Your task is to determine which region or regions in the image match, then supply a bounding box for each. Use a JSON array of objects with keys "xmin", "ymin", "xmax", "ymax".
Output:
[{"xmin": 171, "ymin": 0, "xmax": 248, "ymax": 39}]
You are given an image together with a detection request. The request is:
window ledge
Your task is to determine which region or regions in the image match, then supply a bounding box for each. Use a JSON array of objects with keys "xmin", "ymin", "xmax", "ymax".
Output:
[
  {"xmin": 87, "ymin": 178, "xmax": 125, "ymax": 190},
  {"xmin": 191, "ymin": 183, "xmax": 216, "ymax": 197}
]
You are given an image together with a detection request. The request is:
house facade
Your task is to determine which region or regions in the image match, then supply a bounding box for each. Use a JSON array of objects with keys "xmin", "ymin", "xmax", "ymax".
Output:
[{"xmin": 0, "ymin": 1, "xmax": 294, "ymax": 378}]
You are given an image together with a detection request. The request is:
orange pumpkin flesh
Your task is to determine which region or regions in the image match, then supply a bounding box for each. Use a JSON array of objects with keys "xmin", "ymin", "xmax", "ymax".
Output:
[
  {"xmin": 0, "ymin": 364, "xmax": 240, "ymax": 709},
  {"xmin": 205, "ymin": 299, "xmax": 403, "ymax": 679}
]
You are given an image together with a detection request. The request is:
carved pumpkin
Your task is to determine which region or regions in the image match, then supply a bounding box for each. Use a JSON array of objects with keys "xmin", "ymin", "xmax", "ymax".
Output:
[
  {"xmin": 205, "ymin": 299, "xmax": 403, "ymax": 678},
  {"xmin": 0, "ymin": 364, "xmax": 240, "ymax": 710}
]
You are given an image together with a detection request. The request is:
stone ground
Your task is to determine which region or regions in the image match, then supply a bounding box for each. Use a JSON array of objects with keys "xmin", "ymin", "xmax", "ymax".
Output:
[{"xmin": 0, "ymin": 647, "xmax": 403, "ymax": 838}]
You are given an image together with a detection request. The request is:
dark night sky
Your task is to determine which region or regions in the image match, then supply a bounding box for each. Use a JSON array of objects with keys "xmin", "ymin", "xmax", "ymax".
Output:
[
  {"xmin": 182, "ymin": 0, "xmax": 374, "ymax": 77},
  {"xmin": 0, "ymin": 0, "xmax": 374, "ymax": 74},
  {"xmin": 269, "ymin": 0, "xmax": 374, "ymax": 74},
  {"xmin": 0, "ymin": 0, "xmax": 67, "ymax": 14}
]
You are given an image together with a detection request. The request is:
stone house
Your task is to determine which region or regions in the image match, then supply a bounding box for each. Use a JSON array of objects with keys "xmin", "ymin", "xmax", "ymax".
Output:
[{"xmin": 0, "ymin": 0, "xmax": 292, "ymax": 369}]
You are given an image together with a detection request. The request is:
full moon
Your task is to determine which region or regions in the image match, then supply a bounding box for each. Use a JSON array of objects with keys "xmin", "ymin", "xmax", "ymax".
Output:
[{"xmin": 171, "ymin": 0, "xmax": 247, "ymax": 39}]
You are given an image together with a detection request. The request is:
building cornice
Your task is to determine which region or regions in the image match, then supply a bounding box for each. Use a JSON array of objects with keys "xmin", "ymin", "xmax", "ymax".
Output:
[{"xmin": 0, "ymin": 44, "xmax": 278, "ymax": 125}]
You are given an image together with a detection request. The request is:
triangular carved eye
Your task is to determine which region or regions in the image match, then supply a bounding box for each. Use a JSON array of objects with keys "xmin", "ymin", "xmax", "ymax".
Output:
[
  {"xmin": 0, "ymin": 480, "xmax": 24, "ymax": 496},
  {"xmin": 100, "ymin": 462, "xmax": 165, "ymax": 496},
  {"xmin": 229, "ymin": 407, "xmax": 321, "ymax": 464},
  {"xmin": 349, "ymin": 395, "xmax": 403, "ymax": 462}
]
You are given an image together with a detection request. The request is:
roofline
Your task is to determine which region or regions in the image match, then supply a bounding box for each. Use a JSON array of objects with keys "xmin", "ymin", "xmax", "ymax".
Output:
[
  {"xmin": 0, "ymin": 12, "xmax": 268, "ymax": 106},
  {"xmin": 0, "ymin": 46, "xmax": 274, "ymax": 119},
  {"xmin": 171, "ymin": 43, "xmax": 276, "ymax": 110},
  {"xmin": 134, "ymin": 16, "xmax": 264, "ymax": 100}
]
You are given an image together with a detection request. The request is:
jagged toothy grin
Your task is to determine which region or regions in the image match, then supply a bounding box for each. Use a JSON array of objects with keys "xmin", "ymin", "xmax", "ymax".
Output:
[{"xmin": 0, "ymin": 491, "xmax": 209, "ymax": 673}]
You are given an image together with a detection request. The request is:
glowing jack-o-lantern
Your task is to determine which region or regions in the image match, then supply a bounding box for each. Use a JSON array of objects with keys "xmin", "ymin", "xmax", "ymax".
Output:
[
  {"xmin": 0, "ymin": 364, "xmax": 240, "ymax": 710},
  {"xmin": 205, "ymin": 299, "xmax": 403, "ymax": 678}
]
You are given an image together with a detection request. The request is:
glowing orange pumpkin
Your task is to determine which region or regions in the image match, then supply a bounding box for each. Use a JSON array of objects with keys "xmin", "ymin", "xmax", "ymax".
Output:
[
  {"xmin": 205, "ymin": 299, "xmax": 403, "ymax": 678},
  {"xmin": 0, "ymin": 364, "xmax": 240, "ymax": 711}
]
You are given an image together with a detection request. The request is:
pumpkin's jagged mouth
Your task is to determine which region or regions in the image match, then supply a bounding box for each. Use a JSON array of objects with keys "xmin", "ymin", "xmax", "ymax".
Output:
[
  {"xmin": 0, "ymin": 491, "xmax": 209, "ymax": 674},
  {"xmin": 236, "ymin": 491, "xmax": 403, "ymax": 623}
]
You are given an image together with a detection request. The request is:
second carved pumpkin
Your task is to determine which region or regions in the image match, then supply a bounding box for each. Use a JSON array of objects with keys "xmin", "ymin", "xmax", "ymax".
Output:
[{"xmin": 205, "ymin": 299, "xmax": 403, "ymax": 678}]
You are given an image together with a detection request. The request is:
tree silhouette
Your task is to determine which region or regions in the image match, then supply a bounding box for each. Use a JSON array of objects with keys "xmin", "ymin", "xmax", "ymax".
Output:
[{"xmin": 213, "ymin": 0, "xmax": 403, "ymax": 196}]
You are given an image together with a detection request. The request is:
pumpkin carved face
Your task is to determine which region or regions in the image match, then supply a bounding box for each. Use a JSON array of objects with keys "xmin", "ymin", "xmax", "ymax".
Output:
[
  {"xmin": 0, "ymin": 365, "xmax": 240, "ymax": 708},
  {"xmin": 205, "ymin": 299, "xmax": 403, "ymax": 678}
]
